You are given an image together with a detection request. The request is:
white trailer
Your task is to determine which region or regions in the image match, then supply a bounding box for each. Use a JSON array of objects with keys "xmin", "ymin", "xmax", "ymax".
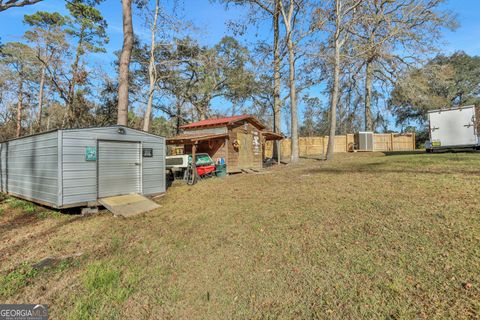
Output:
[{"xmin": 426, "ymin": 105, "xmax": 480, "ymax": 152}]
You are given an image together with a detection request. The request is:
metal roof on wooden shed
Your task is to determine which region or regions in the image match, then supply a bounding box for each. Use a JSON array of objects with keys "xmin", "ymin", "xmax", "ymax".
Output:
[
  {"xmin": 166, "ymin": 132, "xmax": 229, "ymax": 145},
  {"xmin": 179, "ymin": 115, "xmax": 266, "ymax": 130}
]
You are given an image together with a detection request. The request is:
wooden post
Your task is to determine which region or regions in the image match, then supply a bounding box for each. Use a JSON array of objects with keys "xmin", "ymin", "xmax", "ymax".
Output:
[
  {"xmin": 192, "ymin": 142, "xmax": 197, "ymax": 166},
  {"xmin": 185, "ymin": 142, "xmax": 198, "ymax": 185},
  {"xmin": 412, "ymin": 132, "xmax": 416, "ymax": 150},
  {"xmin": 322, "ymin": 136, "xmax": 325, "ymax": 160},
  {"xmin": 390, "ymin": 133, "xmax": 394, "ymax": 151},
  {"xmin": 277, "ymin": 140, "xmax": 281, "ymax": 163},
  {"xmin": 225, "ymin": 138, "xmax": 229, "ymax": 167}
]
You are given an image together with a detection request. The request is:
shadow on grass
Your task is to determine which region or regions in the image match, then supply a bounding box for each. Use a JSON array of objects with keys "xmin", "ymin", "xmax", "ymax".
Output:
[
  {"xmin": 382, "ymin": 150, "xmax": 427, "ymax": 156},
  {"xmin": 302, "ymin": 162, "xmax": 480, "ymax": 176},
  {"xmin": 0, "ymin": 215, "xmax": 84, "ymax": 258},
  {"xmin": 300, "ymin": 156, "xmax": 325, "ymax": 161},
  {"xmin": 383, "ymin": 150, "xmax": 480, "ymax": 156},
  {"xmin": 0, "ymin": 213, "xmax": 39, "ymax": 233},
  {"xmin": 0, "ymin": 201, "xmax": 84, "ymax": 234}
]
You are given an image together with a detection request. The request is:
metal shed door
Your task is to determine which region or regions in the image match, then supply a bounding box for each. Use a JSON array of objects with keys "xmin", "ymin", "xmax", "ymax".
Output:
[{"xmin": 98, "ymin": 141, "xmax": 141, "ymax": 198}]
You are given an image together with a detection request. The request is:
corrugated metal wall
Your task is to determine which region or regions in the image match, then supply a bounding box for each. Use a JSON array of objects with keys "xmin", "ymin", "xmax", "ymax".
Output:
[
  {"xmin": 0, "ymin": 127, "xmax": 165, "ymax": 208},
  {"xmin": 62, "ymin": 127, "xmax": 165, "ymax": 206},
  {"xmin": 141, "ymin": 138, "xmax": 166, "ymax": 196},
  {"xmin": 0, "ymin": 131, "xmax": 59, "ymax": 206}
]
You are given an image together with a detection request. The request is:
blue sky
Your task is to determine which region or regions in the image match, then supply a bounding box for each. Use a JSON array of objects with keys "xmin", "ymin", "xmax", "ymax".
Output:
[
  {"xmin": 1, "ymin": 0, "xmax": 479, "ymax": 130},
  {"xmin": 0, "ymin": 0, "xmax": 250, "ymax": 67}
]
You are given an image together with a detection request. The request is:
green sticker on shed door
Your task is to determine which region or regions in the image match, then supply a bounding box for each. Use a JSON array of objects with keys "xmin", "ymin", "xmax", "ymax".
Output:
[{"xmin": 85, "ymin": 146, "xmax": 97, "ymax": 161}]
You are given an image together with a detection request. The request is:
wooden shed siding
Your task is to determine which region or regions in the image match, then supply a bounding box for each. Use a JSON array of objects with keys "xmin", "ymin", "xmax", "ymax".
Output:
[
  {"xmin": 184, "ymin": 138, "xmax": 228, "ymax": 163},
  {"xmin": 181, "ymin": 127, "xmax": 228, "ymax": 135},
  {"xmin": 227, "ymin": 123, "xmax": 263, "ymax": 172}
]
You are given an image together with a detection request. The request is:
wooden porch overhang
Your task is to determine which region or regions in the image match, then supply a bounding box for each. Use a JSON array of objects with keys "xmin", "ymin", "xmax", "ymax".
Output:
[
  {"xmin": 166, "ymin": 133, "xmax": 229, "ymax": 145},
  {"xmin": 262, "ymin": 131, "xmax": 284, "ymax": 141}
]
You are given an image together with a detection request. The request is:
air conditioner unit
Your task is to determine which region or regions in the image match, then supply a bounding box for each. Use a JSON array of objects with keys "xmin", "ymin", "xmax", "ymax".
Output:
[{"xmin": 355, "ymin": 132, "xmax": 374, "ymax": 151}]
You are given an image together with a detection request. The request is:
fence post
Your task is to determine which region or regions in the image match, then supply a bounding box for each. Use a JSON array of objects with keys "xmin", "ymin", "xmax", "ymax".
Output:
[
  {"xmin": 322, "ymin": 136, "xmax": 325, "ymax": 160},
  {"xmin": 390, "ymin": 133, "xmax": 394, "ymax": 151},
  {"xmin": 322, "ymin": 137, "xmax": 325, "ymax": 155},
  {"xmin": 412, "ymin": 132, "xmax": 416, "ymax": 150}
]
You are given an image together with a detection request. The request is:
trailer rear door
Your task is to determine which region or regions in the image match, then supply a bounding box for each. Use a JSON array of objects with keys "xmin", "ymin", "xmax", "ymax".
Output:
[{"xmin": 429, "ymin": 107, "xmax": 477, "ymax": 147}]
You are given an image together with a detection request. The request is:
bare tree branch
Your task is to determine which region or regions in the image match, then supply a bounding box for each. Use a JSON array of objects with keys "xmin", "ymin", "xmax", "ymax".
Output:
[{"xmin": 0, "ymin": 0, "xmax": 42, "ymax": 12}]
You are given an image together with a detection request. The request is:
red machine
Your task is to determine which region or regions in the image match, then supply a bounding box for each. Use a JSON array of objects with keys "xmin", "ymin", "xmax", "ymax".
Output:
[
  {"xmin": 194, "ymin": 153, "xmax": 216, "ymax": 177},
  {"xmin": 196, "ymin": 165, "xmax": 216, "ymax": 176}
]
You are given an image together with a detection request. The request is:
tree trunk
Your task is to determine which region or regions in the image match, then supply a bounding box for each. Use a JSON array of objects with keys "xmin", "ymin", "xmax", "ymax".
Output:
[
  {"xmin": 364, "ymin": 60, "xmax": 373, "ymax": 131},
  {"xmin": 66, "ymin": 29, "xmax": 84, "ymax": 128},
  {"xmin": 279, "ymin": 0, "xmax": 298, "ymax": 163},
  {"xmin": 176, "ymin": 101, "xmax": 182, "ymax": 134},
  {"xmin": 273, "ymin": 0, "xmax": 281, "ymax": 134},
  {"xmin": 29, "ymin": 108, "xmax": 34, "ymax": 135},
  {"xmin": 198, "ymin": 108, "xmax": 207, "ymax": 121},
  {"xmin": 272, "ymin": 0, "xmax": 282, "ymax": 162},
  {"xmin": 16, "ymin": 80, "xmax": 24, "ymax": 138},
  {"xmin": 287, "ymin": 33, "xmax": 299, "ymax": 163},
  {"xmin": 326, "ymin": 3, "xmax": 342, "ymax": 161},
  {"xmin": 143, "ymin": 0, "xmax": 159, "ymax": 132},
  {"xmin": 326, "ymin": 41, "xmax": 340, "ymax": 160},
  {"xmin": 37, "ymin": 66, "xmax": 46, "ymax": 129},
  {"xmin": 196, "ymin": 97, "xmax": 209, "ymax": 121},
  {"xmin": 117, "ymin": 0, "xmax": 134, "ymax": 126}
]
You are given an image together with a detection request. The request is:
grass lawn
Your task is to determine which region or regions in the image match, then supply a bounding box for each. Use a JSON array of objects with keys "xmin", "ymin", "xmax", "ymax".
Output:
[{"xmin": 1, "ymin": 152, "xmax": 479, "ymax": 319}]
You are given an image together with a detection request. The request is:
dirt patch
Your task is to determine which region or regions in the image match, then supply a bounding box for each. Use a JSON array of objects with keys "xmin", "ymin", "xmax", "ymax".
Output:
[{"xmin": 0, "ymin": 211, "xmax": 40, "ymax": 233}]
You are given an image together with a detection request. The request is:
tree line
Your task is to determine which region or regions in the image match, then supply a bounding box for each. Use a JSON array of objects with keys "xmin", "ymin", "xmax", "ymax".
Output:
[{"xmin": 1, "ymin": 0, "xmax": 479, "ymax": 161}]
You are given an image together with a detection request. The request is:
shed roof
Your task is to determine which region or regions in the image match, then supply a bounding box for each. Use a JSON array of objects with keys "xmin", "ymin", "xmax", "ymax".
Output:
[
  {"xmin": 0, "ymin": 125, "xmax": 165, "ymax": 144},
  {"xmin": 179, "ymin": 114, "xmax": 266, "ymax": 130},
  {"xmin": 166, "ymin": 132, "xmax": 229, "ymax": 145},
  {"xmin": 262, "ymin": 131, "xmax": 284, "ymax": 141}
]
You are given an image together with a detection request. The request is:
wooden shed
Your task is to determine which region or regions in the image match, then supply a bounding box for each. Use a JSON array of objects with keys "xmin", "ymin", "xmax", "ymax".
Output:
[{"xmin": 166, "ymin": 115, "xmax": 283, "ymax": 173}]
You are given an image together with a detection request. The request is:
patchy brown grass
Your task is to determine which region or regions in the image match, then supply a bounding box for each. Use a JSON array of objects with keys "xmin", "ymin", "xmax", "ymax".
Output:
[{"xmin": 1, "ymin": 152, "xmax": 479, "ymax": 319}]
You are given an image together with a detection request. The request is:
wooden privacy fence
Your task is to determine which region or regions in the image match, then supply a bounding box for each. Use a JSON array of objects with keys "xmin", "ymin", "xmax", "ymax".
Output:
[
  {"xmin": 265, "ymin": 133, "xmax": 415, "ymax": 158},
  {"xmin": 373, "ymin": 133, "xmax": 416, "ymax": 152}
]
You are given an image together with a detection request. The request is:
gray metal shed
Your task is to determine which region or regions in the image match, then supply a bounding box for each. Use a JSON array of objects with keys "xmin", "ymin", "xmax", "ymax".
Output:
[{"xmin": 0, "ymin": 126, "xmax": 166, "ymax": 208}]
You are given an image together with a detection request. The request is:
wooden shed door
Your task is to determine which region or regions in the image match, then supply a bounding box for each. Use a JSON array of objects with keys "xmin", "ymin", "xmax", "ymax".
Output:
[
  {"xmin": 98, "ymin": 141, "xmax": 141, "ymax": 198},
  {"xmin": 237, "ymin": 132, "xmax": 253, "ymax": 168}
]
